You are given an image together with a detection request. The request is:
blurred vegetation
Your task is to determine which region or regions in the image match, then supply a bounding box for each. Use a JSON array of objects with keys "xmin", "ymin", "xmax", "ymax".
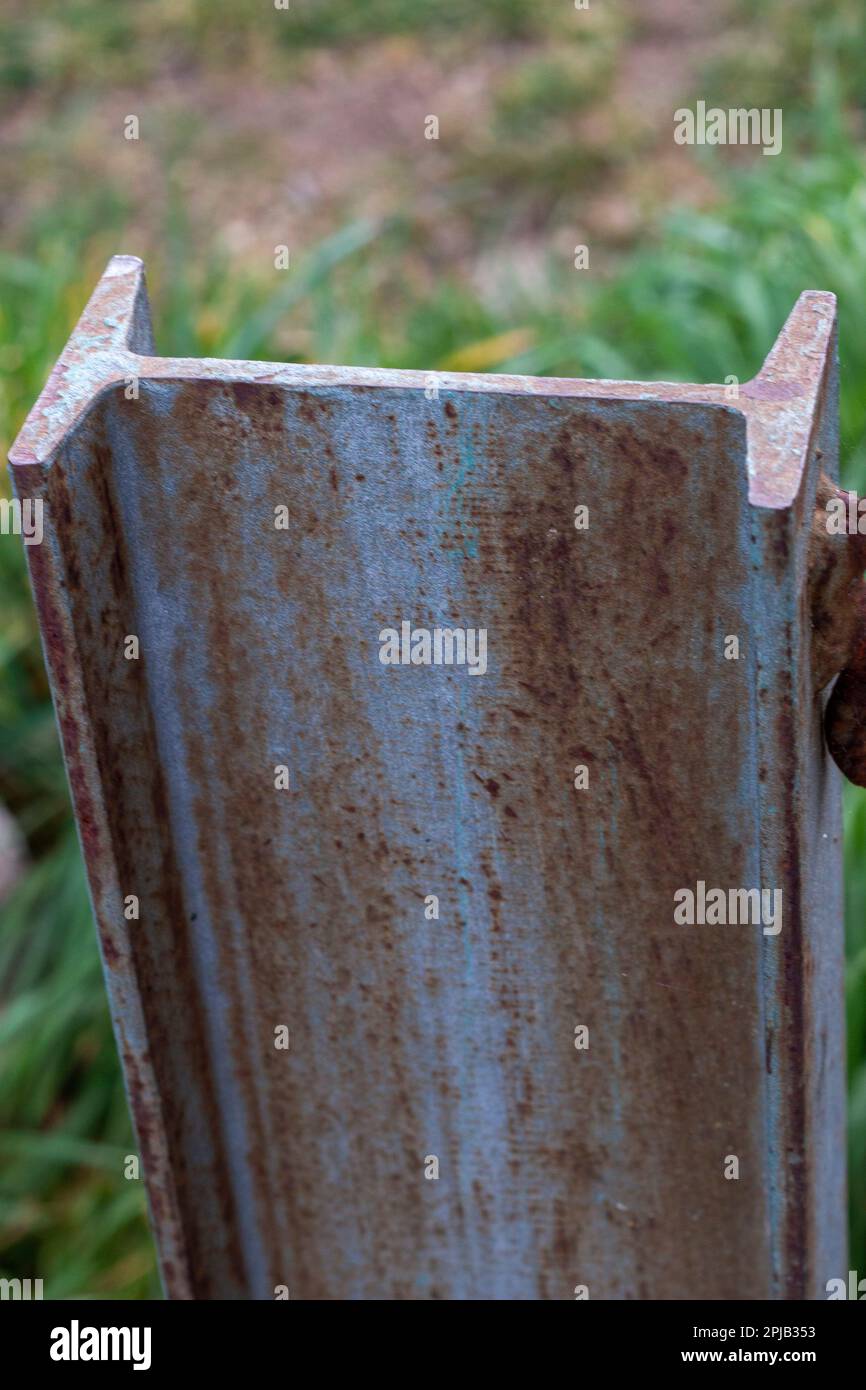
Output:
[{"xmin": 1, "ymin": 0, "xmax": 865, "ymax": 1296}]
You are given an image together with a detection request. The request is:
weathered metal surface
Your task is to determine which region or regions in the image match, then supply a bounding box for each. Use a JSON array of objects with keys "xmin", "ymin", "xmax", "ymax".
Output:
[
  {"xmin": 811, "ymin": 474, "xmax": 866, "ymax": 785},
  {"xmin": 809, "ymin": 474, "xmax": 866, "ymax": 696},
  {"xmin": 826, "ymin": 626, "xmax": 866, "ymax": 785},
  {"xmin": 9, "ymin": 259, "xmax": 846, "ymax": 1299}
]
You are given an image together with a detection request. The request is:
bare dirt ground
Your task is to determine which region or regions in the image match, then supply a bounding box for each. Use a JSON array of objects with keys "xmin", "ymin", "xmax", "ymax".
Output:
[{"xmin": 0, "ymin": 1, "xmax": 746, "ymax": 275}]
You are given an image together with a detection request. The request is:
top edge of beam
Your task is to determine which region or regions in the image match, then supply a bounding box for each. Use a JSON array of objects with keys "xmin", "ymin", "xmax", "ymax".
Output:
[{"xmin": 8, "ymin": 256, "xmax": 836, "ymax": 513}]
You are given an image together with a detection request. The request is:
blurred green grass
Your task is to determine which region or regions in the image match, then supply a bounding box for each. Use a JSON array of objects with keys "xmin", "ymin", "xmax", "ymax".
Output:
[{"xmin": 1, "ymin": 0, "xmax": 865, "ymax": 1297}]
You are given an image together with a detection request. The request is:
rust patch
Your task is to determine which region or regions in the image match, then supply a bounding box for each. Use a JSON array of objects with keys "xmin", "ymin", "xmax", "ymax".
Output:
[{"xmin": 808, "ymin": 474, "xmax": 866, "ymax": 785}]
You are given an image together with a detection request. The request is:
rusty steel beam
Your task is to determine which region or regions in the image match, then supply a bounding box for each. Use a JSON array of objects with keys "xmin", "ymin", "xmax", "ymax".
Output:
[{"xmin": 9, "ymin": 257, "xmax": 848, "ymax": 1299}]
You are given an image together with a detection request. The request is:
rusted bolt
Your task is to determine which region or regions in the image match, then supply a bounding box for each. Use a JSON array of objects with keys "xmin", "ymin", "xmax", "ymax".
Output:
[
  {"xmin": 811, "ymin": 473, "xmax": 866, "ymax": 784},
  {"xmin": 825, "ymin": 592, "xmax": 866, "ymax": 785}
]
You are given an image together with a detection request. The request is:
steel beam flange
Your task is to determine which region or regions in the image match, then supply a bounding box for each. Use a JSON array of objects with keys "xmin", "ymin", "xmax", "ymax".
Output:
[{"xmin": 8, "ymin": 259, "xmax": 846, "ymax": 1300}]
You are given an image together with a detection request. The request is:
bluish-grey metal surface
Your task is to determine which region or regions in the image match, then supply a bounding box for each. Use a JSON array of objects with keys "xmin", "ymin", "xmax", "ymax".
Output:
[{"xmin": 8, "ymin": 258, "xmax": 846, "ymax": 1299}]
